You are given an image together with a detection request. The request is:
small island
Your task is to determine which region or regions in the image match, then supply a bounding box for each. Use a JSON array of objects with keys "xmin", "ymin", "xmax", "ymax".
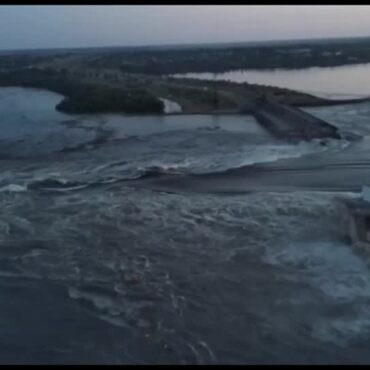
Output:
[{"xmin": 0, "ymin": 68, "xmax": 164, "ymax": 114}]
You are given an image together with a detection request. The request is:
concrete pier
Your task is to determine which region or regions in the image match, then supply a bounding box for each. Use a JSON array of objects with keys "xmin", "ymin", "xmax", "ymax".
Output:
[{"xmin": 251, "ymin": 98, "xmax": 341, "ymax": 141}]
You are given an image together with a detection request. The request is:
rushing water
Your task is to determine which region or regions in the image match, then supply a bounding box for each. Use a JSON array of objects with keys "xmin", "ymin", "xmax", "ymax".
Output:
[
  {"xmin": 172, "ymin": 63, "xmax": 370, "ymax": 98},
  {"xmin": 159, "ymin": 98, "xmax": 182, "ymax": 113},
  {"xmin": 1, "ymin": 87, "xmax": 370, "ymax": 364}
]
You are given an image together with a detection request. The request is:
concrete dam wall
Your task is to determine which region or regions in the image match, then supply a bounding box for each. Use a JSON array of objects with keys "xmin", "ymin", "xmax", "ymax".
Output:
[{"xmin": 251, "ymin": 99, "xmax": 341, "ymax": 141}]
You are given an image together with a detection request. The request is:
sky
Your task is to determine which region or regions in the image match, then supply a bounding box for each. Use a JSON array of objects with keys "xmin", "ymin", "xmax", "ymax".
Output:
[{"xmin": 1, "ymin": 5, "xmax": 370, "ymax": 51}]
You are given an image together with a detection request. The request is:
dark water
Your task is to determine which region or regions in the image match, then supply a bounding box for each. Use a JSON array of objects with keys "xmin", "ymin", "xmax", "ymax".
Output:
[{"xmin": 1, "ymin": 87, "xmax": 370, "ymax": 364}]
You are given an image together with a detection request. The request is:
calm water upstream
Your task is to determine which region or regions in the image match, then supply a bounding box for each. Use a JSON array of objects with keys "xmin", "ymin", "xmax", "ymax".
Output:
[
  {"xmin": 0, "ymin": 87, "xmax": 370, "ymax": 364},
  {"xmin": 172, "ymin": 63, "xmax": 370, "ymax": 99}
]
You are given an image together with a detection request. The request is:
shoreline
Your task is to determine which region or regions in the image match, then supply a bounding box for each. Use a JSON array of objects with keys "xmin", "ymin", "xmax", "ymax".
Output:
[
  {"xmin": 1, "ymin": 67, "xmax": 370, "ymax": 117},
  {"xmin": 0, "ymin": 84, "xmax": 368, "ymax": 119}
]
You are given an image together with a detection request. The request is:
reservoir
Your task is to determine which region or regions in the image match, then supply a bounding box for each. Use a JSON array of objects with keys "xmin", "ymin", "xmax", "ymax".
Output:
[{"xmin": 172, "ymin": 63, "xmax": 370, "ymax": 99}]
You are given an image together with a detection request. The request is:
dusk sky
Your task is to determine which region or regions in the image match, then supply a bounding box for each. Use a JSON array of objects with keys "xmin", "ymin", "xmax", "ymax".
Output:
[{"xmin": 1, "ymin": 5, "xmax": 370, "ymax": 50}]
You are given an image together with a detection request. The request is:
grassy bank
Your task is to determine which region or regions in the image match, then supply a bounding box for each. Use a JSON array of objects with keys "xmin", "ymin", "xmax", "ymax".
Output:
[{"xmin": 0, "ymin": 68, "xmax": 164, "ymax": 114}]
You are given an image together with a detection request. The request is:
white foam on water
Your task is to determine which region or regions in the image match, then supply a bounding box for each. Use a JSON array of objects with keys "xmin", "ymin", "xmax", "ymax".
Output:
[
  {"xmin": 159, "ymin": 98, "xmax": 182, "ymax": 114},
  {"xmin": 139, "ymin": 159, "xmax": 195, "ymax": 174},
  {"xmin": 264, "ymin": 241, "xmax": 370, "ymax": 301},
  {"xmin": 138, "ymin": 138, "xmax": 349, "ymax": 176},
  {"xmin": 312, "ymin": 309, "xmax": 370, "ymax": 347},
  {"xmin": 238, "ymin": 139, "xmax": 349, "ymax": 167},
  {"xmin": 263, "ymin": 237, "xmax": 370, "ymax": 346},
  {"xmin": 0, "ymin": 184, "xmax": 27, "ymax": 193}
]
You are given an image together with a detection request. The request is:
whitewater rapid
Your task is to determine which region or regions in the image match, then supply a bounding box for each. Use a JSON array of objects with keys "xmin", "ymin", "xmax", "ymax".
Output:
[{"xmin": 0, "ymin": 87, "xmax": 370, "ymax": 364}]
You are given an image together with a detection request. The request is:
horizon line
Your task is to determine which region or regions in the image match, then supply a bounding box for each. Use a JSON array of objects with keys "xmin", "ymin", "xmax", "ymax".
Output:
[{"xmin": 2, "ymin": 34, "xmax": 370, "ymax": 54}]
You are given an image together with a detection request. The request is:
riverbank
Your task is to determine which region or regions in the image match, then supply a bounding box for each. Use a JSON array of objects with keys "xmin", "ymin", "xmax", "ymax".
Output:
[
  {"xmin": 1, "ymin": 67, "xmax": 369, "ymax": 117},
  {"xmin": 0, "ymin": 68, "xmax": 164, "ymax": 115},
  {"xmin": 171, "ymin": 63, "xmax": 370, "ymax": 99}
]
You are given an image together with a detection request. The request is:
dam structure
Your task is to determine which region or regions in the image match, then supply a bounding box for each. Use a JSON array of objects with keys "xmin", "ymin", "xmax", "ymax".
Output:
[{"xmin": 249, "ymin": 97, "xmax": 341, "ymax": 141}]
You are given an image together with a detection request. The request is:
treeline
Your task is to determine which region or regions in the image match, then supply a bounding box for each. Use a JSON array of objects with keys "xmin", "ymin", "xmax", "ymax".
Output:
[
  {"xmin": 0, "ymin": 68, "xmax": 164, "ymax": 114},
  {"xmin": 86, "ymin": 39, "xmax": 370, "ymax": 75},
  {"xmin": 57, "ymin": 86, "xmax": 164, "ymax": 114},
  {"xmin": 0, "ymin": 53, "xmax": 58, "ymax": 71}
]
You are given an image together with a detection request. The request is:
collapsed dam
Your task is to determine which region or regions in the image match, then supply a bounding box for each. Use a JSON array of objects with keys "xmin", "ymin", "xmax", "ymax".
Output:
[{"xmin": 250, "ymin": 98, "xmax": 341, "ymax": 141}]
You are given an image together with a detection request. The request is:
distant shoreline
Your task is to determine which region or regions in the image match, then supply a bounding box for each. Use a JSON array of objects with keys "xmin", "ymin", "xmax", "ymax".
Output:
[{"xmin": 1, "ymin": 35, "xmax": 370, "ymax": 55}]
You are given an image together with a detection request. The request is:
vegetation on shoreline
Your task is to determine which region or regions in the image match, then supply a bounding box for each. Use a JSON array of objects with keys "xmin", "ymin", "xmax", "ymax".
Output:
[
  {"xmin": 0, "ymin": 68, "xmax": 164, "ymax": 114},
  {"xmin": 1, "ymin": 41, "xmax": 368, "ymax": 117},
  {"xmin": 77, "ymin": 38, "xmax": 370, "ymax": 75}
]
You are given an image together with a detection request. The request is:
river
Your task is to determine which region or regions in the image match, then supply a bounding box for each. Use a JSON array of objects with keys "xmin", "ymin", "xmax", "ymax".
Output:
[
  {"xmin": 172, "ymin": 63, "xmax": 370, "ymax": 99},
  {"xmin": 0, "ymin": 86, "xmax": 370, "ymax": 364}
]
